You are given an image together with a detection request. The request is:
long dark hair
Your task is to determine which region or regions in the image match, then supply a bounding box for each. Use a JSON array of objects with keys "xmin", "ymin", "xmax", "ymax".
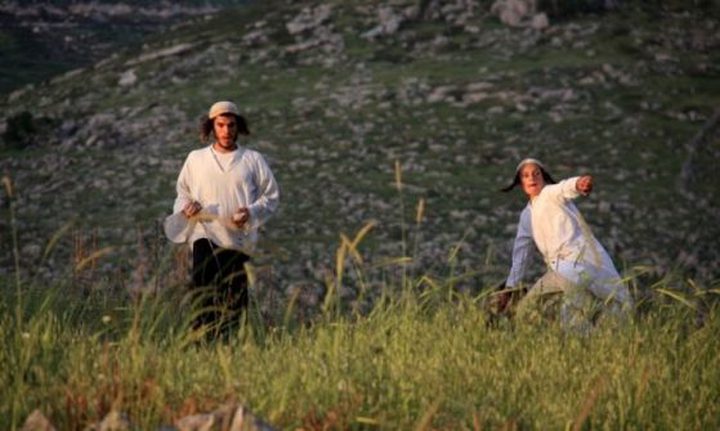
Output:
[
  {"xmin": 199, "ymin": 114, "xmax": 250, "ymax": 144},
  {"xmin": 500, "ymin": 166, "xmax": 557, "ymax": 192}
]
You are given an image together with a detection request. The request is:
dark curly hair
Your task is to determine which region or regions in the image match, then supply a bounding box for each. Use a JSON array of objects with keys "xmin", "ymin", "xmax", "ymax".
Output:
[{"xmin": 199, "ymin": 113, "xmax": 250, "ymax": 144}]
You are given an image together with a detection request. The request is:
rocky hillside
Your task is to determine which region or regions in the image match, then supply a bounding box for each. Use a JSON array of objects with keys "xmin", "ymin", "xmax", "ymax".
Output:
[
  {"xmin": 0, "ymin": 1, "xmax": 248, "ymax": 94},
  {"xmin": 1, "ymin": 0, "xmax": 719, "ymax": 311}
]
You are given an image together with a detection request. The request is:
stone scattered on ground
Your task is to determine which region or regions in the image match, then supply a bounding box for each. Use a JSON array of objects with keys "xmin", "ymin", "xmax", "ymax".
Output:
[{"xmin": 20, "ymin": 405, "xmax": 277, "ymax": 431}]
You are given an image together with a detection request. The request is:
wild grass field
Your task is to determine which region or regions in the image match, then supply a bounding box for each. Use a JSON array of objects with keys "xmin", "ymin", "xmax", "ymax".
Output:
[
  {"xmin": 1, "ymin": 0, "xmax": 719, "ymax": 429},
  {"xmin": 2, "ymin": 244, "xmax": 719, "ymax": 429}
]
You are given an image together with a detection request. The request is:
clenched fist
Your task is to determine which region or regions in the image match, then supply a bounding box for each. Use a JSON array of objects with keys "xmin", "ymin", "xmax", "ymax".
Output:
[
  {"xmin": 576, "ymin": 175, "xmax": 593, "ymax": 196},
  {"xmin": 182, "ymin": 201, "xmax": 202, "ymax": 218},
  {"xmin": 232, "ymin": 207, "xmax": 250, "ymax": 228}
]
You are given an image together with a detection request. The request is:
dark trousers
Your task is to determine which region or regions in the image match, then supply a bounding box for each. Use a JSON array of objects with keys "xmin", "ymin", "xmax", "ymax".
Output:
[{"xmin": 191, "ymin": 238, "xmax": 250, "ymax": 336}]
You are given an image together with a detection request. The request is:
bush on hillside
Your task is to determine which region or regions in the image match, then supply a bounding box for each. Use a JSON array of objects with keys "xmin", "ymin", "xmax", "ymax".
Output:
[
  {"xmin": 538, "ymin": 0, "xmax": 720, "ymax": 16},
  {"xmin": 2, "ymin": 111, "xmax": 37, "ymax": 150},
  {"xmin": 537, "ymin": 0, "xmax": 619, "ymax": 16},
  {"xmin": 2, "ymin": 111, "xmax": 59, "ymax": 150}
]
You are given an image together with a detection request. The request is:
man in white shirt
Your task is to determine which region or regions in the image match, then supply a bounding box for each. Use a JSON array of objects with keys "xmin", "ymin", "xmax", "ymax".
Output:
[
  {"xmin": 165, "ymin": 100, "xmax": 279, "ymax": 337},
  {"xmin": 498, "ymin": 158, "xmax": 632, "ymax": 331}
]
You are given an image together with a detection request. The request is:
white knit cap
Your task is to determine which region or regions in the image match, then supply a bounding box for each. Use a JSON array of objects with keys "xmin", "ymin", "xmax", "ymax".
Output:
[
  {"xmin": 515, "ymin": 158, "xmax": 546, "ymax": 173},
  {"xmin": 208, "ymin": 101, "xmax": 239, "ymax": 119}
]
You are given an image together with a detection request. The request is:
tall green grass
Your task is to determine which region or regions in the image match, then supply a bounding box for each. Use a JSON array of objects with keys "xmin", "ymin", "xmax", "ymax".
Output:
[
  {"xmin": 2, "ymin": 280, "xmax": 719, "ymax": 429},
  {"xmin": 1, "ymin": 169, "xmax": 719, "ymax": 430}
]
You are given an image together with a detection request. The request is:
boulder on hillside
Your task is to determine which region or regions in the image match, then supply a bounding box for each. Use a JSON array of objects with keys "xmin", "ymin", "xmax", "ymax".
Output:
[
  {"xmin": 490, "ymin": 0, "xmax": 549, "ymax": 30},
  {"xmin": 361, "ymin": 6, "xmax": 407, "ymax": 39},
  {"xmin": 286, "ymin": 4, "xmax": 332, "ymax": 35}
]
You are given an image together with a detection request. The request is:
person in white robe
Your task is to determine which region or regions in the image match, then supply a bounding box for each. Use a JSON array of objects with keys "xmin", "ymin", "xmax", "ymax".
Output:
[
  {"xmin": 499, "ymin": 158, "xmax": 632, "ymax": 330},
  {"xmin": 164, "ymin": 101, "xmax": 279, "ymax": 336}
]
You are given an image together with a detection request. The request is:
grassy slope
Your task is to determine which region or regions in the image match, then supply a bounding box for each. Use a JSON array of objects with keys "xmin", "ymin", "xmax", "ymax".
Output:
[
  {"xmin": 1, "ymin": 284, "xmax": 719, "ymax": 429},
  {"xmin": 0, "ymin": 1, "xmax": 719, "ymax": 427}
]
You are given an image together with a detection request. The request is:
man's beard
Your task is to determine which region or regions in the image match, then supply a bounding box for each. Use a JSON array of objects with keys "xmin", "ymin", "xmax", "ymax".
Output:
[{"xmin": 216, "ymin": 135, "xmax": 238, "ymax": 149}]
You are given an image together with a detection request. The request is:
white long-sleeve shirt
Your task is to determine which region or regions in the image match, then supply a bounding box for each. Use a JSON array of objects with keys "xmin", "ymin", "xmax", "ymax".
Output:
[
  {"xmin": 506, "ymin": 177, "xmax": 630, "ymax": 304},
  {"xmin": 164, "ymin": 145, "xmax": 279, "ymax": 252}
]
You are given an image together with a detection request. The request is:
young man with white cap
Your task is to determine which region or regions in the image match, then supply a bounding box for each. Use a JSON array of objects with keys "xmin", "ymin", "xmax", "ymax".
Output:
[
  {"xmin": 498, "ymin": 158, "xmax": 632, "ymax": 331},
  {"xmin": 165, "ymin": 100, "xmax": 279, "ymax": 337}
]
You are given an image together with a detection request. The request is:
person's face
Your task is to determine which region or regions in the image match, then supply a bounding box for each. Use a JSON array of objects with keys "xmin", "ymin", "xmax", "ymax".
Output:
[
  {"xmin": 520, "ymin": 163, "xmax": 545, "ymax": 198},
  {"xmin": 213, "ymin": 114, "xmax": 238, "ymax": 151}
]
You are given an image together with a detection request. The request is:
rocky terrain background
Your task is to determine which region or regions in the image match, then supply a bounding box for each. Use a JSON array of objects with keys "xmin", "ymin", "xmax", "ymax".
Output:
[
  {"xmin": 1, "ymin": 0, "xmax": 719, "ymax": 317},
  {"xmin": 0, "ymin": 1, "xmax": 255, "ymax": 95}
]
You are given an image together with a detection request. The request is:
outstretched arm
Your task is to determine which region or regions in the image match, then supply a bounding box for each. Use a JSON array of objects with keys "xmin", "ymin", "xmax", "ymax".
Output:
[{"xmin": 546, "ymin": 175, "xmax": 593, "ymax": 201}]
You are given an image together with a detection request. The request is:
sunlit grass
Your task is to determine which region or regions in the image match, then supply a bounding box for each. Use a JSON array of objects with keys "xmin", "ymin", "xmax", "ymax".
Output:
[
  {"xmin": 1, "ymin": 275, "xmax": 718, "ymax": 429},
  {"xmin": 1, "ymin": 179, "xmax": 718, "ymax": 429}
]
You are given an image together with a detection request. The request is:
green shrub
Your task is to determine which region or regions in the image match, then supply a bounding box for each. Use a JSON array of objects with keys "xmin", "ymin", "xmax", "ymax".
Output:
[
  {"xmin": 537, "ymin": 0, "xmax": 617, "ymax": 16},
  {"xmin": 2, "ymin": 111, "xmax": 36, "ymax": 150},
  {"xmin": 538, "ymin": 0, "xmax": 720, "ymax": 16},
  {"xmin": 2, "ymin": 111, "xmax": 59, "ymax": 151}
]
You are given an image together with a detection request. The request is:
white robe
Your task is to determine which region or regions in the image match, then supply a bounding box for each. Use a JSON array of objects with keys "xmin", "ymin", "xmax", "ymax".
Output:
[
  {"xmin": 164, "ymin": 145, "xmax": 279, "ymax": 253},
  {"xmin": 506, "ymin": 177, "xmax": 631, "ymax": 306}
]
